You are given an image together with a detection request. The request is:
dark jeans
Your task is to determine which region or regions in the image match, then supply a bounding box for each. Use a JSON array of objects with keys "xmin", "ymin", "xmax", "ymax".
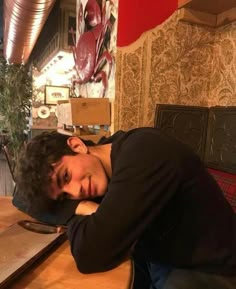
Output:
[
  {"xmin": 133, "ymin": 259, "xmax": 236, "ymax": 289},
  {"xmin": 162, "ymin": 269, "xmax": 236, "ymax": 289},
  {"xmin": 133, "ymin": 258, "xmax": 172, "ymax": 289}
]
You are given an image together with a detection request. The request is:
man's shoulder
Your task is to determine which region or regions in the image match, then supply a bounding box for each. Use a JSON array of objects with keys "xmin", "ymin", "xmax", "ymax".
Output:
[{"xmin": 98, "ymin": 130, "xmax": 126, "ymax": 145}]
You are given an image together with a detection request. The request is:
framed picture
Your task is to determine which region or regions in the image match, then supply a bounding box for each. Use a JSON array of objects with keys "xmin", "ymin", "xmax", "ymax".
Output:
[{"xmin": 45, "ymin": 85, "xmax": 70, "ymax": 105}]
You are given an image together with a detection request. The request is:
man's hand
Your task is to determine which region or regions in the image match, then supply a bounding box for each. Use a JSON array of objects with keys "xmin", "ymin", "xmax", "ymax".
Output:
[{"xmin": 75, "ymin": 200, "xmax": 99, "ymax": 216}]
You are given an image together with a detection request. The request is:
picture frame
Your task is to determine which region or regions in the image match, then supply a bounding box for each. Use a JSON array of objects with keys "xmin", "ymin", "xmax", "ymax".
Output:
[{"xmin": 45, "ymin": 85, "xmax": 70, "ymax": 105}]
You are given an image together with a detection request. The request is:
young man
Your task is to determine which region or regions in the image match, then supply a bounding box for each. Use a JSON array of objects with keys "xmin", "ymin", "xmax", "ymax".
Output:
[{"xmin": 17, "ymin": 128, "xmax": 236, "ymax": 289}]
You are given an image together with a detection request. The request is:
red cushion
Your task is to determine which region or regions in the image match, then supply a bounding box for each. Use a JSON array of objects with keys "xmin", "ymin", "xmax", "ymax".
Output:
[{"xmin": 207, "ymin": 168, "xmax": 236, "ymax": 213}]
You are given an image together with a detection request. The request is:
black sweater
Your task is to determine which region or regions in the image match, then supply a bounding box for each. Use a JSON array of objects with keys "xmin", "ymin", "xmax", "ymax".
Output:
[{"xmin": 67, "ymin": 128, "xmax": 236, "ymax": 274}]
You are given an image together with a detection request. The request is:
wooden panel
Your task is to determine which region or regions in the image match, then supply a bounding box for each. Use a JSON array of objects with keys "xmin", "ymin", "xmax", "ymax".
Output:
[
  {"xmin": 0, "ymin": 224, "xmax": 65, "ymax": 289},
  {"xmin": 0, "ymin": 197, "xmax": 134, "ymax": 289},
  {"xmin": 184, "ymin": 0, "xmax": 236, "ymax": 15},
  {"xmin": 217, "ymin": 7, "xmax": 236, "ymax": 26},
  {"xmin": 179, "ymin": 0, "xmax": 236, "ymax": 26},
  {"xmin": 179, "ymin": 7, "xmax": 236, "ymax": 27},
  {"xmin": 155, "ymin": 104, "xmax": 236, "ymax": 174},
  {"xmin": 8, "ymin": 241, "xmax": 134, "ymax": 289},
  {"xmin": 178, "ymin": 0, "xmax": 192, "ymax": 9},
  {"xmin": 205, "ymin": 107, "xmax": 236, "ymax": 174},
  {"xmin": 155, "ymin": 104, "xmax": 209, "ymax": 160},
  {"xmin": 179, "ymin": 8, "xmax": 217, "ymax": 27}
]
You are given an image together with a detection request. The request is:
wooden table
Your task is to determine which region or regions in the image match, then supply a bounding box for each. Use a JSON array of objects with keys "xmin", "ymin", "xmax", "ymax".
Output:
[{"xmin": 0, "ymin": 197, "xmax": 134, "ymax": 289}]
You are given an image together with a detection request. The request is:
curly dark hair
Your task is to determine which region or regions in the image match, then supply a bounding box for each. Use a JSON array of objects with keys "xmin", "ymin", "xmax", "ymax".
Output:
[{"xmin": 16, "ymin": 131, "xmax": 94, "ymax": 211}]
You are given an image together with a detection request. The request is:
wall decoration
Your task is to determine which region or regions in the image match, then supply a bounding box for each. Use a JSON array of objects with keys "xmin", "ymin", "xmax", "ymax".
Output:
[
  {"xmin": 45, "ymin": 85, "xmax": 70, "ymax": 105},
  {"xmin": 73, "ymin": 0, "xmax": 117, "ymax": 98},
  {"xmin": 37, "ymin": 106, "xmax": 50, "ymax": 119}
]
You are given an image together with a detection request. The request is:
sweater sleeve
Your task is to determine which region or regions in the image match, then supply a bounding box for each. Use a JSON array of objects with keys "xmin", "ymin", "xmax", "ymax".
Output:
[
  {"xmin": 12, "ymin": 194, "xmax": 80, "ymax": 225},
  {"xmin": 67, "ymin": 133, "xmax": 180, "ymax": 273}
]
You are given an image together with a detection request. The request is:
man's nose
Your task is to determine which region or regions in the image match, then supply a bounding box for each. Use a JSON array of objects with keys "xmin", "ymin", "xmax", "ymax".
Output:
[{"xmin": 63, "ymin": 182, "xmax": 81, "ymax": 199}]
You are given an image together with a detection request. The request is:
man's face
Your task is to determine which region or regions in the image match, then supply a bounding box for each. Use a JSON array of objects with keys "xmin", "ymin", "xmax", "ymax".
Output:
[{"xmin": 49, "ymin": 153, "xmax": 109, "ymax": 201}]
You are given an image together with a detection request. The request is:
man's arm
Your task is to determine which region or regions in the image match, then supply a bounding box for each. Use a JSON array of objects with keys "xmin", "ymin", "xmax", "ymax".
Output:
[
  {"xmin": 68, "ymin": 165, "xmax": 179, "ymax": 273},
  {"xmin": 67, "ymin": 133, "xmax": 180, "ymax": 274}
]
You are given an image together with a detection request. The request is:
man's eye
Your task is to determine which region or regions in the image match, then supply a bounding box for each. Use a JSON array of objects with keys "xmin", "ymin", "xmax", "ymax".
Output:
[
  {"xmin": 64, "ymin": 170, "xmax": 70, "ymax": 183},
  {"xmin": 58, "ymin": 192, "xmax": 69, "ymax": 202}
]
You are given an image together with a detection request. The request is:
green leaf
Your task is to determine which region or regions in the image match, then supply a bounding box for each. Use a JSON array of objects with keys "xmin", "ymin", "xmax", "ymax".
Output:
[{"xmin": 0, "ymin": 56, "xmax": 32, "ymax": 160}]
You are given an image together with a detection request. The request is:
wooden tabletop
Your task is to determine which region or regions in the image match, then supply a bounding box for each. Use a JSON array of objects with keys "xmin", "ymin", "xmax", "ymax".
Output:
[{"xmin": 0, "ymin": 197, "xmax": 134, "ymax": 289}]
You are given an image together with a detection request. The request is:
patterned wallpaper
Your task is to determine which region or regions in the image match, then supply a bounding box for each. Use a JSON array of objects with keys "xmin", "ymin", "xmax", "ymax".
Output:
[
  {"xmin": 209, "ymin": 23, "xmax": 236, "ymax": 107},
  {"xmin": 114, "ymin": 10, "xmax": 236, "ymax": 131}
]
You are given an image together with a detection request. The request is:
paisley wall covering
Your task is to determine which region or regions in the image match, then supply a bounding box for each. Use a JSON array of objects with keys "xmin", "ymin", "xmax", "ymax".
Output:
[{"xmin": 114, "ymin": 10, "xmax": 236, "ymax": 131}]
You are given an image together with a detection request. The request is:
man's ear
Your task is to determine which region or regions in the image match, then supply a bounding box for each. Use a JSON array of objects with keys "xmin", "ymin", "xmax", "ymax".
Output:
[{"xmin": 67, "ymin": 137, "xmax": 88, "ymax": 154}]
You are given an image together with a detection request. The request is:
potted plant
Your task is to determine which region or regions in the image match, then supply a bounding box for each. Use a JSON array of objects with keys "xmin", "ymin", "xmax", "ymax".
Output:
[{"xmin": 0, "ymin": 56, "xmax": 32, "ymax": 161}]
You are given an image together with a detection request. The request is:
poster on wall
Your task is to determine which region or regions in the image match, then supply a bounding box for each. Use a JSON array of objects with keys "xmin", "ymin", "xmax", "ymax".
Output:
[
  {"xmin": 45, "ymin": 85, "xmax": 70, "ymax": 105},
  {"xmin": 73, "ymin": 0, "xmax": 118, "ymax": 98}
]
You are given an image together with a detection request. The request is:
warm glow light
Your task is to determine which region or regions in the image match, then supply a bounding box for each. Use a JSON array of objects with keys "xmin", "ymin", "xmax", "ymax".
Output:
[
  {"xmin": 4, "ymin": 0, "xmax": 56, "ymax": 63},
  {"xmin": 5, "ymin": 20, "xmax": 16, "ymax": 62},
  {"xmin": 41, "ymin": 51, "xmax": 75, "ymax": 74},
  {"xmin": 34, "ymin": 51, "xmax": 76, "ymax": 88}
]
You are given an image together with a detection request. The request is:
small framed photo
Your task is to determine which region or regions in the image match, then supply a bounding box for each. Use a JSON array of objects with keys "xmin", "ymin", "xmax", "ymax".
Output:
[{"xmin": 45, "ymin": 85, "xmax": 70, "ymax": 105}]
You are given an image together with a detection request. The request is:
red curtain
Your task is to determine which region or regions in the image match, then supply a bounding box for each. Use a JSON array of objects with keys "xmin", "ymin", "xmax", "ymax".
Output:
[{"xmin": 117, "ymin": 0, "xmax": 178, "ymax": 47}]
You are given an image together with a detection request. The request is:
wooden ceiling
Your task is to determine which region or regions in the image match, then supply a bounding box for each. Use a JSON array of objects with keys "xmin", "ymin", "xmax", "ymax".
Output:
[
  {"xmin": 184, "ymin": 0, "xmax": 236, "ymax": 15},
  {"xmin": 178, "ymin": 0, "xmax": 236, "ymax": 27}
]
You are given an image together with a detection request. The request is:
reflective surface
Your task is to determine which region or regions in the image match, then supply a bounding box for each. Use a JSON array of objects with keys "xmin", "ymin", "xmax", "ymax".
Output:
[{"xmin": 3, "ymin": 0, "xmax": 56, "ymax": 63}]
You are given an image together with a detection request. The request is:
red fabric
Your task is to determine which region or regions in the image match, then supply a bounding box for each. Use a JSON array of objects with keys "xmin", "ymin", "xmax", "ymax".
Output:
[
  {"xmin": 207, "ymin": 168, "xmax": 236, "ymax": 213},
  {"xmin": 117, "ymin": 0, "xmax": 178, "ymax": 47}
]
